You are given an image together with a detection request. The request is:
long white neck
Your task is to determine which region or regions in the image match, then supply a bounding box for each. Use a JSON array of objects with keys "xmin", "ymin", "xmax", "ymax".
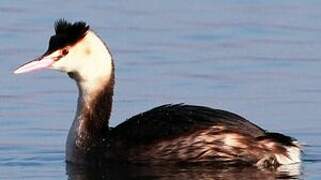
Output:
[{"xmin": 65, "ymin": 31, "xmax": 114, "ymax": 163}]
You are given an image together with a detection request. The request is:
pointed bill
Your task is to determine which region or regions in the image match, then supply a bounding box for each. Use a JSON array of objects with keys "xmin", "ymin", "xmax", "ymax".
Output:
[{"xmin": 14, "ymin": 56, "xmax": 55, "ymax": 74}]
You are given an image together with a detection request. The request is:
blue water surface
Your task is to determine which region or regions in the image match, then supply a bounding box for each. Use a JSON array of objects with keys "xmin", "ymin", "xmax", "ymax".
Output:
[{"xmin": 1, "ymin": 1, "xmax": 321, "ymax": 179}]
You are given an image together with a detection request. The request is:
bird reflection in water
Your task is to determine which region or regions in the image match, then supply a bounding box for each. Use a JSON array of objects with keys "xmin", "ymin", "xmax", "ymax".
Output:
[{"xmin": 66, "ymin": 163, "xmax": 301, "ymax": 180}]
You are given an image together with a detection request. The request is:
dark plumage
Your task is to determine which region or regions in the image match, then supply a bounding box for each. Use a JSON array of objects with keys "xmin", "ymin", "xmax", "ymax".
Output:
[
  {"xmin": 55, "ymin": 19, "xmax": 89, "ymax": 36},
  {"xmin": 256, "ymin": 132, "xmax": 298, "ymax": 147},
  {"xmin": 46, "ymin": 19, "xmax": 89, "ymax": 53},
  {"xmin": 112, "ymin": 104, "xmax": 266, "ymax": 146},
  {"xmin": 108, "ymin": 105, "xmax": 299, "ymax": 166}
]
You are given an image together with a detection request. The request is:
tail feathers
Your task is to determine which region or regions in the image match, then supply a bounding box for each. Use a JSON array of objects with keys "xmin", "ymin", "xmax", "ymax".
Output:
[
  {"xmin": 257, "ymin": 132, "xmax": 301, "ymax": 166},
  {"xmin": 275, "ymin": 143, "xmax": 301, "ymax": 165}
]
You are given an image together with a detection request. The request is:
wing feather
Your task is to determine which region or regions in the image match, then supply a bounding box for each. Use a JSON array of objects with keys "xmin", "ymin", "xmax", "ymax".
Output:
[{"xmin": 111, "ymin": 104, "xmax": 265, "ymax": 146}]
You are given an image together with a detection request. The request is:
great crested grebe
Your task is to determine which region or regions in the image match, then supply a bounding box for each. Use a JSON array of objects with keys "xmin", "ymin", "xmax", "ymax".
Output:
[{"xmin": 14, "ymin": 19, "xmax": 301, "ymax": 167}]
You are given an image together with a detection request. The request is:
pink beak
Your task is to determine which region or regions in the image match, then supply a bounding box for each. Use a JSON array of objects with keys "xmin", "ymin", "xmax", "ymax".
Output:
[{"xmin": 14, "ymin": 56, "xmax": 55, "ymax": 74}]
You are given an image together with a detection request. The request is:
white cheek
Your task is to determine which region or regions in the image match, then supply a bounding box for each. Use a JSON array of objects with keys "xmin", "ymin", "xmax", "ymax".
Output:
[
  {"xmin": 74, "ymin": 32, "xmax": 113, "ymax": 81},
  {"xmin": 50, "ymin": 58, "xmax": 75, "ymax": 72},
  {"xmin": 78, "ymin": 55, "xmax": 111, "ymax": 79},
  {"xmin": 49, "ymin": 31, "xmax": 113, "ymax": 84}
]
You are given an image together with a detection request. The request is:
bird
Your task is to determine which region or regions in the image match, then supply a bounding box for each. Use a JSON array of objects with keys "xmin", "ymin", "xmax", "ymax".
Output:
[{"xmin": 14, "ymin": 19, "xmax": 301, "ymax": 167}]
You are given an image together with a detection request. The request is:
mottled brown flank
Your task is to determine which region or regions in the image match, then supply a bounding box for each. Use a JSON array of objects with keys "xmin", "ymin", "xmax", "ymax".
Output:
[
  {"xmin": 109, "ymin": 104, "xmax": 289, "ymax": 165},
  {"xmin": 115, "ymin": 127, "xmax": 264, "ymax": 164},
  {"xmin": 109, "ymin": 126, "xmax": 297, "ymax": 167}
]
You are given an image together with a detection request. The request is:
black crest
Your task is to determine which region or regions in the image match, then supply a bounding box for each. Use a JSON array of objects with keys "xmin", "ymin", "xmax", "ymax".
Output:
[
  {"xmin": 54, "ymin": 19, "xmax": 89, "ymax": 40},
  {"xmin": 46, "ymin": 19, "xmax": 90, "ymax": 53}
]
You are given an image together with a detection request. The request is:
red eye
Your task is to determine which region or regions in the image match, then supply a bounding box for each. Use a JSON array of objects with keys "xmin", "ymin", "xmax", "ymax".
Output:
[{"xmin": 62, "ymin": 49, "xmax": 69, "ymax": 56}]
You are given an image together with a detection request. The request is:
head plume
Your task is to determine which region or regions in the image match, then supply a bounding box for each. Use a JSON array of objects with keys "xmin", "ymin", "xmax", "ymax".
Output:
[
  {"xmin": 55, "ymin": 19, "xmax": 89, "ymax": 41},
  {"xmin": 47, "ymin": 19, "xmax": 90, "ymax": 53}
]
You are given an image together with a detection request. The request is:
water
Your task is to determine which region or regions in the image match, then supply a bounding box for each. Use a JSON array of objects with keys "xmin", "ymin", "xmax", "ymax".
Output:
[{"xmin": 0, "ymin": 0, "xmax": 321, "ymax": 179}]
